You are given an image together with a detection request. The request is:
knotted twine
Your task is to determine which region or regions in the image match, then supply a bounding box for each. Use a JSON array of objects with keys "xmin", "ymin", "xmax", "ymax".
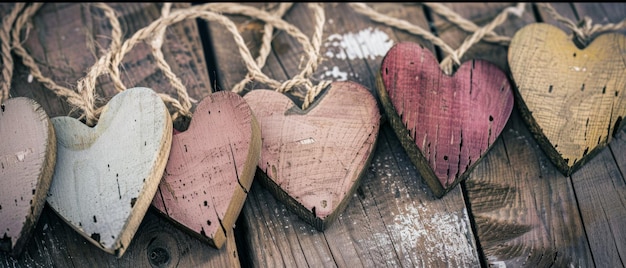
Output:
[
  {"xmin": 11, "ymin": 3, "xmax": 121, "ymax": 126},
  {"xmin": 537, "ymin": 3, "xmax": 626, "ymax": 48},
  {"xmin": 348, "ymin": 3, "xmax": 526, "ymax": 75},
  {"xmin": 0, "ymin": 3, "xmax": 26, "ymax": 104},
  {"xmin": 10, "ymin": 3, "xmax": 331, "ymax": 125}
]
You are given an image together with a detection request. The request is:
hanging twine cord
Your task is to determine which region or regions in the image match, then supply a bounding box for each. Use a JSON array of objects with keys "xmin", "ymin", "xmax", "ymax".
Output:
[
  {"xmin": 192, "ymin": 2, "xmax": 330, "ymax": 106},
  {"xmin": 1, "ymin": 2, "xmax": 26, "ymax": 104},
  {"xmin": 538, "ymin": 3, "xmax": 626, "ymax": 47},
  {"xmin": 104, "ymin": 3, "xmax": 329, "ymax": 111},
  {"xmin": 422, "ymin": 3, "xmax": 512, "ymax": 46},
  {"xmin": 11, "ymin": 3, "xmax": 122, "ymax": 125},
  {"xmin": 438, "ymin": 3, "xmax": 525, "ymax": 75},
  {"xmin": 349, "ymin": 3, "xmax": 525, "ymax": 75},
  {"xmin": 11, "ymin": 3, "xmax": 332, "ymax": 123},
  {"xmin": 231, "ymin": 3, "xmax": 294, "ymax": 93},
  {"xmin": 150, "ymin": 3, "xmax": 194, "ymax": 121}
]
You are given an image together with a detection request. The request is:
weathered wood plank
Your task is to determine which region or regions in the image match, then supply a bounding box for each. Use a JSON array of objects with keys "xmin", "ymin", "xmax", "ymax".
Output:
[
  {"xmin": 206, "ymin": 3, "xmax": 480, "ymax": 266},
  {"xmin": 465, "ymin": 110, "xmax": 594, "ymax": 267},
  {"xmin": 537, "ymin": 3, "xmax": 626, "ymax": 267},
  {"xmin": 2, "ymin": 3, "xmax": 239, "ymax": 266},
  {"xmin": 433, "ymin": 2, "xmax": 623, "ymax": 267},
  {"xmin": 1, "ymin": 206, "xmax": 240, "ymax": 267}
]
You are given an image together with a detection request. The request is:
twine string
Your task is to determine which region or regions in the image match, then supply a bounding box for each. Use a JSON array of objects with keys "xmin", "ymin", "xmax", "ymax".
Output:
[
  {"xmin": 538, "ymin": 3, "xmax": 626, "ymax": 47},
  {"xmin": 349, "ymin": 3, "xmax": 525, "ymax": 75},
  {"xmin": 1, "ymin": 2, "xmax": 26, "ymax": 104},
  {"xmin": 423, "ymin": 3, "xmax": 512, "ymax": 46}
]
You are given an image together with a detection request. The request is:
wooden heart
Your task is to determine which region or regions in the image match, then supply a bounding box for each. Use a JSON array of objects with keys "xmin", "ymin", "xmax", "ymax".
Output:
[
  {"xmin": 151, "ymin": 91, "xmax": 261, "ymax": 249},
  {"xmin": 243, "ymin": 81, "xmax": 380, "ymax": 230},
  {"xmin": 46, "ymin": 87, "xmax": 172, "ymax": 257},
  {"xmin": 377, "ymin": 42, "xmax": 514, "ymax": 198},
  {"xmin": 0, "ymin": 97, "xmax": 56, "ymax": 256},
  {"xmin": 509, "ymin": 23, "xmax": 626, "ymax": 175}
]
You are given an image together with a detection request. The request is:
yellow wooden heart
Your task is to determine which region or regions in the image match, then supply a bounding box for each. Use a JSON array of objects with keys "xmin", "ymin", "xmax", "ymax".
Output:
[
  {"xmin": 509, "ymin": 23, "xmax": 626, "ymax": 175},
  {"xmin": 46, "ymin": 87, "xmax": 172, "ymax": 257}
]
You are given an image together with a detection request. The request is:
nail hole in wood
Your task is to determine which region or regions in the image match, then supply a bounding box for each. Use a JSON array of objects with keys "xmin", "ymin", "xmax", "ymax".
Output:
[{"xmin": 149, "ymin": 247, "xmax": 170, "ymax": 266}]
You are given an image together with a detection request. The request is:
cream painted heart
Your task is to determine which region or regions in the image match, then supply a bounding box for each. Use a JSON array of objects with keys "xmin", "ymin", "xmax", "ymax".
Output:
[
  {"xmin": 152, "ymin": 91, "xmax": 261, "ymax": 249},
  {"xmin": 46, "ymin": 87, "xmax": 172, "ymax": 257},
  {"xmin": 377, "ymin": 42, "xmax": 514, "ymax": 198},
  {"xmin": 509, "ymin": 23, "xmax": 626, "ymax": 175},
  {"xmin": 243, "ymin": 81, "xmax": 380, "ymax": 230},
  {"xmin": 0, "ymin": 97, "xmax": 56, "ymax": 256}
]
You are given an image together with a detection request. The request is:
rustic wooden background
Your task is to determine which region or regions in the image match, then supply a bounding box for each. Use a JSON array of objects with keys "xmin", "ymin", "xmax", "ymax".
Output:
[{"xmin": 1, "ymin": 3, "xmax": 625, "ymax": 267}]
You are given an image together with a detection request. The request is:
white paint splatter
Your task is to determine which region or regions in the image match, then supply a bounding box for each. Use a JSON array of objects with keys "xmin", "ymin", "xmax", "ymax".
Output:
[
  {"xmin": 324, "ymin": 27, "xmax": 394, "ymax": 60},
  {"xmin": 373, "ymin": 203, "xmax": 478, "ymax": 266},
  {"xmin": 298, "ymin": 138, "xmax": 316, "ymax": 145},
  {"xmin": 321, "ymin": 66, "xmax": 348, "ymax": 81},
  {"xmin": 27, "ymin": 74, "xmax": 33, "ymax": 83}
]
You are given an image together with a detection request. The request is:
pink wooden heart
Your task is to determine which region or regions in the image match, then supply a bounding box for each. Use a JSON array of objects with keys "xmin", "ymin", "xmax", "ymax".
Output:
[
  {"xmin": 0, "ymin": 97, "xmax": 56, "ymax": 256},
  {"xmin": 377, "ymin": 42, "xmax": 514, "ymax": 198},
  {"xmin": 243, "ymin": 81, "xmax": 380, "ymax": 230},
  {"xmin": 152, "ymin": 91, "xmax": 261, "ymax": 249}
]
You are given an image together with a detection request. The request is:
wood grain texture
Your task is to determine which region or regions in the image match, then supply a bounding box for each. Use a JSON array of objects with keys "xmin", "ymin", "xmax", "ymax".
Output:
[
  {"xmin": 431, "ymin": 3, "xmax": 617, "ymax": 267},
  {"xmin": 378, "ymin": 42, "xmax": 514, "ymax": 197},
  {"xmin": 508, "ymin": 23, "xmax": 626, "ymax": 175},
  {"xmin": 2, "ymin": 2, "xmax": 238, "ymax": 266},
  {"xmin": 47, "ymin": 87, "xmax": 172, "ymax": 257},
  {"xmin": 13, "ymin": 3, "xmax": 212, "ymax": 120},
  {"xmin": 152, "ymin": 91, "xmax": 261, "ymax": 249},
  {"xmin": 243, "ymin": 81, "xmax": 380, "ymax": 230},
  {"xmin": 1, "ymin": 207, "xmax": 240, "ymax": 267},
  {"xmin": 0, "ymin": 98, "xmax": 56, "ymax": 256},
  {"xmin": 208, "ymin": 3, "xmax": 480, "ymax": 266}
]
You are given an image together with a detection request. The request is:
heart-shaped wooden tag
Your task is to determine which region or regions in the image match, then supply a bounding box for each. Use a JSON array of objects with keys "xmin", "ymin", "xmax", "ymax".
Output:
[
  {"xmin": 0, "ymin": 97, "xmax": 56, "ymax": 256},
  {"xmin": 151, "ymin": 91, "xmax": 261, "ymax": 249},
  {"xmin": 243, "ymin": 81, "xmax": 380, "ymax": 230},
  {"xmin": 377, "ymin": 42, "xmax": 514, "ymax": 198},
  {"xmin": 509, "ymin": 23, "xmax": 626, "ymax": 175},
  {"xmin": 46, "ymin": 87, "xmax": 172, "ymax": 257}
]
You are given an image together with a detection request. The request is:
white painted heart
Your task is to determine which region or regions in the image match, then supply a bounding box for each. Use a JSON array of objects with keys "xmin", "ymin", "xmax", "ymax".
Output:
[{"xmin": 46, "ymin": 87, "xmax": 172, "ymax": 257}]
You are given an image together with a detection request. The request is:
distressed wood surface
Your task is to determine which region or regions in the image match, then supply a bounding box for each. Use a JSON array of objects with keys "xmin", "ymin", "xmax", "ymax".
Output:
[
  {"xmin": 377, "ymin": 42, "xmax": 514, "ymax": 197},
  {"xmin": 0, "ymin": 98, "xmax": 56, "ymax": 256},
  {"xmin": 539, "ymin": 3, "xmax": 626, "ymax": 267},
  {"xmin": 208, "ymin": 3, "xmax": 481, "ymax": 267},
  {"xmin": 1, "ymin": 3, "xmax": 240, "ymax": 267},
  {"xmin": 47, "ymin": 87, "xmax": 172, "ymax": 257},
  {"xmin": 2, "ymin": 2, "xmax": 626, "ymax": 267},
  {"xmin": 509, "ymin": 23, "xmax": 626, "ymax": 175},
  {"xmin": 432, "ymin": 2, "xmax": 626, "ymax": 267},
  {"xmin": 152, "ymin": 91, "xmax": 261, "ymax": 249},
  {"xmin": 243, "ymin": 81, "xmax": 380, "ymax": 230}
]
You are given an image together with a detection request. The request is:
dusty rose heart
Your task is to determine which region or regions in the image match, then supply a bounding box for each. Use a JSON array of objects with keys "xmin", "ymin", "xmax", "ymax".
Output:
[
  {"xmin": 152, "ymin": 91, "xmax": 261, "ymax": 249},
  {"xmin": 509, "ymin": 23, "xmax": 626, "ymax": 175},
  {"xmin": 243, "ymin": 81, "xmax": 380, "ymax": 230},
  {"xmin": 0, "ymin": 97, "xmax": 56, "ymax": 256},
  {"xmin": 377, "ymin": 42, "xmax": 514, "ymax": 198}
]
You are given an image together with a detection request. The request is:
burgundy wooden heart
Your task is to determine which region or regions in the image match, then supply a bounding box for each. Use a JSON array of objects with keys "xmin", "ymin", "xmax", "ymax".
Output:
[
  {"xmin": 0, "ymin": 97, "xmax": 56, "ymax": 256},
  {"xmin": 377, "ymin": 42, "xmax": 514, "ymax": 198},
  {"xmin": 243, "ymin": 81, "xmax": 380, "ymax": 230},
  {"xmin": 152, "ymin": 91, "xmax": 261, "ymax": 249}
]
